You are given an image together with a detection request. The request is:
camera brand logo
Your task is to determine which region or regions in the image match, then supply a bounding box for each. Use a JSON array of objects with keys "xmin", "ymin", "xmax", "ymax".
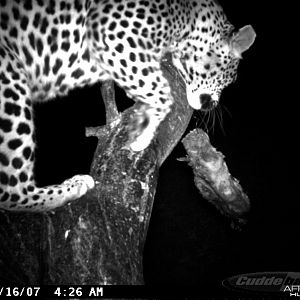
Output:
[{"xmin": 222, "ymin": 272, "xmax": 300, "ymax": 296}]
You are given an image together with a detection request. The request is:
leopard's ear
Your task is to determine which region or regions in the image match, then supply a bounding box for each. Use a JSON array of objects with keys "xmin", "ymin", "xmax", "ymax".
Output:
[{"xmin": 230, "ymin": 25, "xmax": 256, "ymax": 58}]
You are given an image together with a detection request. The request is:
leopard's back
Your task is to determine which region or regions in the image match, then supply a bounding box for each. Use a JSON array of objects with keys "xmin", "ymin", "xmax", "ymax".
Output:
[{"xmin": 0, "ymin": 0, "xmax": 108, "ymax": 103}]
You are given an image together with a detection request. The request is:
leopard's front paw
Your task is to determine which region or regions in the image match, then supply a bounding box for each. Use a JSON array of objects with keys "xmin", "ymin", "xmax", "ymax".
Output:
[
  {"xmin": 129, "ymin": 118, "xmax": 158, "ymax": 151},
  {"xmin": 129, "ymin": 135, "xmax": 152, "ymax": 152},
  {"xmin": 125, "ymin": 108, "xmax": 150, "ymax": 151},
  {"xmin": 125, "ymin": 104, "xmax": 162, "ymax": 152},
  {"xmin": 62, "ymin": 175, "xmax": 95, "ymax": 199},
  {"xmin": 128, "ymin": 107, "xmax": 149, "ymax": 134}
]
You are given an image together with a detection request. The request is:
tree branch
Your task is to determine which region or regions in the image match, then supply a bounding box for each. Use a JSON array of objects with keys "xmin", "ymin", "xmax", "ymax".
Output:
[
  {"xmin": 180, "ymin": 129, "xmax": 250, "ymax": 229},
  {"xmin": 100, "ymin": 80, "xmax": 119, "ymax": 124}
]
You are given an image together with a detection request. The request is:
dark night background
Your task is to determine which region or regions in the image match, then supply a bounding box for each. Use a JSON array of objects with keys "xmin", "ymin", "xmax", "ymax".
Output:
[{"xmin": 30, "ymin": 0, "xmax": 294, "ymax": 297}]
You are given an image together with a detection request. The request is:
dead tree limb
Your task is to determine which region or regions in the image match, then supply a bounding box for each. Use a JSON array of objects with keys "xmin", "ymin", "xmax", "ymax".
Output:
[{"xmin": 180, "ymin": 129, "xmax": 250, "ymax": 229}]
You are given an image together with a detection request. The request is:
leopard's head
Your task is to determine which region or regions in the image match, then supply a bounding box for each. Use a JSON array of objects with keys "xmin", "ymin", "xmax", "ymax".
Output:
[{"xmin": 173, "ymin": 24, "xmax": 256, "ymax": 111}]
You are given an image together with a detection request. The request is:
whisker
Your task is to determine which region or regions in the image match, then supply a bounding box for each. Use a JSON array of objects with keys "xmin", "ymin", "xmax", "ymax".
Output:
[
  {"xmin": 216, "ymin": 105, "xmax": 226, "ymax": 135},
  {"xmin": 208, "ymin": 109, "xmax": 213, "ymax": 133},
  {"xmin": 221, "ymin": 103, "xmax": 232, "ymax": 119},
  {"xmin": 212, "ymin": 109, "xmax": 216, "ymax": 134},
  {"xmin": 204, "ymin": 111, "xmax": 210, "ymax": 133}
]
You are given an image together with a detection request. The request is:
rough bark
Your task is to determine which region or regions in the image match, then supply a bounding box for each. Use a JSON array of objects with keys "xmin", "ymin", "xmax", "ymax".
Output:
[{"xmin": 0, "ymin": 53, "xmax": 193, "ymax": 285}]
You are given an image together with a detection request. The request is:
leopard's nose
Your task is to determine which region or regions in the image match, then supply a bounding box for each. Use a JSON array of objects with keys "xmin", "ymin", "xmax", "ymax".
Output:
[{"xmin": 200, "ymin": 94, "xmax": 215, "ymax": 111}]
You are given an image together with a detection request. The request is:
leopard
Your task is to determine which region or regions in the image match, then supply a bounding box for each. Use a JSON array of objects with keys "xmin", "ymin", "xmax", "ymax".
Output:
[{"xmin": 0, "ymin": 0, "xmax": 256, "ymax": 212}]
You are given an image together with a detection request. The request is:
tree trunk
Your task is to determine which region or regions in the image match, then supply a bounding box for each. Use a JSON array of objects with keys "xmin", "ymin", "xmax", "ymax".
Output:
[{"xmin": 0, "ymin": 53, "xmax": 193, "ymax": 285}]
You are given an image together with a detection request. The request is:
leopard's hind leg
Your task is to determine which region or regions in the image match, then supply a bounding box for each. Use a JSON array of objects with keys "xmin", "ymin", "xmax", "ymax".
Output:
[{"xmin": 0, "ymin": 49, "xmax": 94, "ymax": 212}]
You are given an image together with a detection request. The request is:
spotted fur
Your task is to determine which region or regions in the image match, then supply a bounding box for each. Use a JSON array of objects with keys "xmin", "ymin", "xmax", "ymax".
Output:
[{"xmin": 0, "ymin": 0, "xmax": 255, "ymax": 211}]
